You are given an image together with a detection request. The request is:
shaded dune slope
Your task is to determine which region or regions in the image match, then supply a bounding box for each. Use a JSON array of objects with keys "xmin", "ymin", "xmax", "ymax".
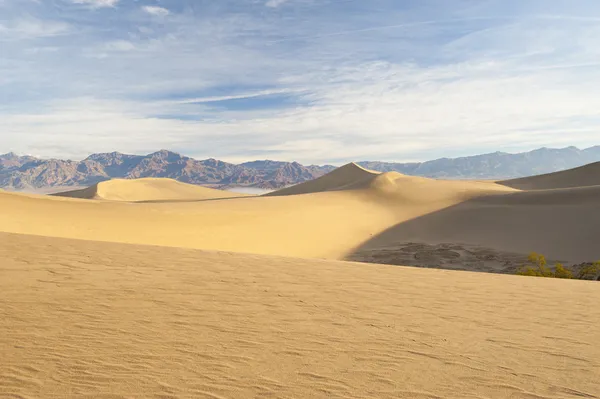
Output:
[
  {"xmin": 351, "ymin": 184, "xmax": 600, "ymax": 263},
  {"xmin": 500, "ymin": 161, "xmax": 600, "ymax": 190},
  {"xmin": 53, "ymin": 178, "xmax": 243, "ymax": 202}
]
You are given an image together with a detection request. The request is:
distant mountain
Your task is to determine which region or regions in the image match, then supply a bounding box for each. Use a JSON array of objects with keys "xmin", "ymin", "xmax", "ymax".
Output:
[
  {"xmin": 1, "ymin": 146, "xmax": 599, "ymax": 191},
  {"xmin": 0, "ymin": 150, "xmax": 334, "ymax": 191},
  {"xmin": 358, "ymin": 146, "xmax": 600, "ymax": 179}
]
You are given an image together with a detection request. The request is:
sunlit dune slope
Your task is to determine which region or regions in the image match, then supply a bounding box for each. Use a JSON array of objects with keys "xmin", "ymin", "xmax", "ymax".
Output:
[
  {"xmin": 266, "ymin": 162, "xmax": 378, "ymax": 196},
  {"xmin": 269, "ymin": 162, "xmax": 513, "ymax": 203},
  {"xmin": 1, "ymin": 232, "xmax": 599, "ymax": 399},
  {"xmin": 0, "ymin": 164, "xmax": 514, "ymax": 259},
  {"xmin": 500, "ymin": 161, "xmax": 600, "ymax": 190},
  {"xmin": 53, "ymin": 178, "xmax": 244, "ymax": 202}
]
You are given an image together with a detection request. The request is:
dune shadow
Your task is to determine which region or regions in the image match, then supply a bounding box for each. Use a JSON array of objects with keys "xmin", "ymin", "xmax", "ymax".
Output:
[{"xmin": 346, "ymin": 187, "xmax": 600, "ymax": 273}]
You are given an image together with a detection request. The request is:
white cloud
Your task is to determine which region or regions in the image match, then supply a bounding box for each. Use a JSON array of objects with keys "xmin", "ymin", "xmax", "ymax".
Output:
[
  {"xmin": 71, "ymin": 0, "xmax": 118, "ymax": 8},
  {"xmin": 3, "ymin": 56, "xmax": 600, "ymax": 164},
  {"xmin": 265, "ymin": 0, "xmax": 288, "ymax": 8},
  {"xmin": 0, "ymin": 19, "xmax": 69, "ymax": 40},
  {"xmin": 103, "ymin": 39, "xmax": 135, "ymax": 51},
  {"xmin": 177, "ymin": 89, "xmax": 304, "ymax": 104},
  {"xmin": 142, "ymin": 6, "xmax": 170, "ymax": 17},
  {"xmin": 2, "ymin": 1, "xmax": 600, "ymax": 163}
]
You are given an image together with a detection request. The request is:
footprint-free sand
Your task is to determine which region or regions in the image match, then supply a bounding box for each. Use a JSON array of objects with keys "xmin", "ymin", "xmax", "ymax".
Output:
[{"xmin": 1, "ymin": 162, "xmax": 599, "ymax": 398}]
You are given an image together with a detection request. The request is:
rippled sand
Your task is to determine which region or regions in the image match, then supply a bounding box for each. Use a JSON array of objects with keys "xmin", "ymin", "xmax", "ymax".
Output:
[{"xmin": 1, "ymin": 232, "xmax": 599, "ymax": 398}]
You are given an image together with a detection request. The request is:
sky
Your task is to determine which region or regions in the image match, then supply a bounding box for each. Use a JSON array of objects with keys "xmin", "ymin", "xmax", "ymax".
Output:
[{"xmin": 1, "ymin": 0, "xmax": 600, "ymax": 164}]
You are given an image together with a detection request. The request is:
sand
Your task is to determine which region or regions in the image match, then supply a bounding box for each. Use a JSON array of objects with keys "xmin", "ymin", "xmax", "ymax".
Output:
[
  {"xmin": 2, "ymin": 163, "xmax": 598, "ymax": 264},
  {"xmin": 54, "ymin": 178, "xmax": 245, "ymax": 202},
  {"xmin": 1, "ymin": 162, "xmax": 600, "ymax": 398},
  {"xmin": 352, "ymin": 185, "xmax": 600, "ymax": 264},
  {"xmin": 0, "ymin": 165, "xmax": 516, "ymax": 260},
  {"xmin": 2, "ymin": 232, "xmax": 599, "ymax": 399},
  {"xmin": 500, "ymin": 161, "xmax": 600, "ymax": 190}
]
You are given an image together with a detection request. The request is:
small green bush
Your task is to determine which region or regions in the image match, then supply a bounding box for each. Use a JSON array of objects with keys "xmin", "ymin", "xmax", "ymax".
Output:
[
  {"xmin": 554, "ymin": 263, "xmax": 573, "ymax": 279},
  {"xmin": 517, "ymin": 254, "xmax": 599, "ymax": 280},
  {"xmin": 577, "ymin": 261, "xmax": 600, "ymax": 280},
  {"xmin": 517, "ymin": 252, "xmax": 557, "ymax": 278}
]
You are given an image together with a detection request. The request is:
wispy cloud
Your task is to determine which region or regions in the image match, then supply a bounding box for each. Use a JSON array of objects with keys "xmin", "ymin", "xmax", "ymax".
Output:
[
  {"xmin": 142, "ymin": 6, "xmax": 170, "ymax": 17},
  {"xmin": 265, "ymin": 0, "xmax": 288, "ymax": 8},
  {"xmin": 176, "ymin": 89, "xmax": 305, "ymax": 104},
  {"xmin": 70, "ymin": 0, "xmax": 119, "ymax": 8},
  {"xmin": 0, "ymin": 18, "xmax": 69, "ymax": 40},
  {"xmin": 2, "ymin": 0, "xmax": 600, "ymax": 163}
]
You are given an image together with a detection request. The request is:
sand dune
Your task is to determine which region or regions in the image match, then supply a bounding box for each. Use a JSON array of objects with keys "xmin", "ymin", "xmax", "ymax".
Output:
[
  {"xmin": 2, "ymin": 161, "xmax": 600, "ymax": 398},
  {"xmin": 500, "ymin": 161, "xmax": 600, "ymax": 190},
  {"xmin": 1, "ymin": 162, "xmax": 599, "ymax": 266},
  {"xmin": 3, "ymin": 162, "xmax": 600, "ymax": 264},
  {"xmin": 1, "ymin": 232, "xmax": 599, "ymax": 398},
  {"xmin": 267, "ymin": 162, "xmax": 378, "ymax": 196},
  {"xmin": 0, "ymin": 165, "xmax": 515, "ymax": 260},
  {"xmin": 54, "ymin": 178, "xmax": 244, "ymax": 202}
]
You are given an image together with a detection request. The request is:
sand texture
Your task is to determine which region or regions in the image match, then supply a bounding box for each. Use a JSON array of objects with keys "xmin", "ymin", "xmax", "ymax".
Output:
[
  {"xmin": 1, "ymin": 162, "xmax": 600, "ymax": 398},
  {"xmin": 2, "ymin": 163, "xmax": 599, "ymax": 264},
  {"xmin": 1, "ymin": 232, "xmax": 599, "ymax": 399},
  {"xmin": 0, "ymin": 166, "xmax": 517, "ymax": 260}
]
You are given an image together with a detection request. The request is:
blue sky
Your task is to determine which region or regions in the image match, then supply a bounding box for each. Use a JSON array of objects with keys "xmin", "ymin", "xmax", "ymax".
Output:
[{"xmin": 1, "ymin": 0, "xmax": 600, "ymax": 164}]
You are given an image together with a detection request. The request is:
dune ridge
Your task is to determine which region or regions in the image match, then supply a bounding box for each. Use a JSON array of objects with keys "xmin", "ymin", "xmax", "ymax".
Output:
[
  {"xmin": 0, "ymin": 165, "xmax": 517, "ymax": 260},
  {"xmin": 500, "ymin": 161, "xmax": 600, "ymax": 190},
  {"xmin": 2, "ymin": 161, "xmax": 599, "ymax": 264},
  {"xmin": 54, "ymin": 177, "xmax": 244, "ymax": 202},
  {"xmin": 266, "ymin": 162, "xmax": 378, "ymax": 196}
]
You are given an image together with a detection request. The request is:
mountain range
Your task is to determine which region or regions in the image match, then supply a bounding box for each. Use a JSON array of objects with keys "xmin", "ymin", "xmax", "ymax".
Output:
[{"xmin": 1, "ymin": 146, "xmax": 599, "ymax": 191}]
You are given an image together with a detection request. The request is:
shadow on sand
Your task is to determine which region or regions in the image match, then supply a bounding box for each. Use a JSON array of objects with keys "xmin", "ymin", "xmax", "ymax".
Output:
[{"xmin": 345, "ymin": 186, "xmax": 600, "ymax": 268}]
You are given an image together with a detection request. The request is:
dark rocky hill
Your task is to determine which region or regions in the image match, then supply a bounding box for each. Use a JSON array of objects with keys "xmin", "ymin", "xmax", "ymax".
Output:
[{"xmin": 2, "ymin": 146, "xmax": 599, "ymax": 191}]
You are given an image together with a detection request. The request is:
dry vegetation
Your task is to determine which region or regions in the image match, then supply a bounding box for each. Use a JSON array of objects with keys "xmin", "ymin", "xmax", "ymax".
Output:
[{"xmin": 517, "ymin": 252, "xmax": 600, "ymax": 280}]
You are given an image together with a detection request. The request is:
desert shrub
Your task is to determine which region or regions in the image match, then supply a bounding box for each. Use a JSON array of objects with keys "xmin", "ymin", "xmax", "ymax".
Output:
[
  {"xmin": 577, "ymin": 261, "xmax": 600, "ymax": 280},
  {"xmin": 554, "ymin": 263, "xmax": 573, "ymax": 279},
  {"xmin": 517, "ymin": 253, "xmax": 576, "ymax": 279},
  {"xmin": 517, "ymin": 252, "xmax": 556, "ymax": 277}
]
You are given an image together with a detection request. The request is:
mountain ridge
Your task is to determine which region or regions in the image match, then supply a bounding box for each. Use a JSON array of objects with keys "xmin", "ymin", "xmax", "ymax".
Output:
[{"xmin": 2, "ymin": 146, "xmax": 599, "ymax": 191}]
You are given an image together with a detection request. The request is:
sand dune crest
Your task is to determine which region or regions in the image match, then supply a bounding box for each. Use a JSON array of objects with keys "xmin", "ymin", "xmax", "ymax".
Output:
[
  {"xmin": 267, "ymin": 162, "xmax": 378, "ymax": 196},
  {"xmin": 500, "ymin": 161, "xmax": 600, "ymax": 190},
  {"xmin": 54, "ymin": 177, "xmax": 244, "ymax": 202}
]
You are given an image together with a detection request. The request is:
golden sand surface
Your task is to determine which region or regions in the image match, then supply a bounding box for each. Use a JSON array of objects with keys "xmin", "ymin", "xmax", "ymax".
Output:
[
  {"xmin": 0, "ymin": 163, "xmax": 515, "ymax": 260},
  {"xmin": 500, "ymin": 161, "xmax": 600, "ymax": 190},
  {"xmin": 54, "ymin": 178, "xmax": 246, "ymax": 202},
  {"xmin": 3, "ymin": 163, "xmax": 599, "ymax": 263},
  {"xmin": 1, "ymin": 162, "xmax": 599, "ymax": 398},
  {"xmin": 1, "ymin": 232, "xmax": 599, "ymax": 399}
]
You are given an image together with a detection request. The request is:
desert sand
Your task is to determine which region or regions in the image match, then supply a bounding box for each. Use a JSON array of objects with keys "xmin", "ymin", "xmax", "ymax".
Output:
[
  {"xmin": 500, "ymin": 161, "xmax": 600, "ymax": 190},
  {"xmin": 1, "ymin": 162, "xmax": 600, "ymax": 398},
  {"xmin": 2, "ymin": 232, "xmax": 599, "ymax": 398},
  {"xmin": 3, "ymin": 163, "xmax": 599, "ymax": 263},
  {"xmin": 54, "ymin": 177, "xmax": 246, "ymax": 202}
]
